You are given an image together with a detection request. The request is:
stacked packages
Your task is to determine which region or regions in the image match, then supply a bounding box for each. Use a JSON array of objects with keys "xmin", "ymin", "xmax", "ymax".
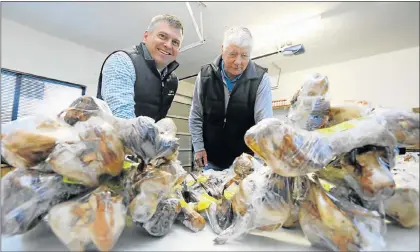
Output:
[{"xmin": 1, "ymin": 73, "xmax": 419, "ymax": 252}]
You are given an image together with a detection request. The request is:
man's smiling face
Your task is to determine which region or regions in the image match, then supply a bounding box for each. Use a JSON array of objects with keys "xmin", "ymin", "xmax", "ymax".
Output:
[{"xmin": 143, "ymin": 21, "xmax": 183, "ymax": 69}]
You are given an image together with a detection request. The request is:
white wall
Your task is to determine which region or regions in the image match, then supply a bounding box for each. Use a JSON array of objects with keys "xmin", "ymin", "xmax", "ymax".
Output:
[
  {"xmin": 1, "ymin": 18, "xmax": 107, "ymax": 97},
  {"xmin": 272, "ymin": 47, "xmax": 420, "ymax": 109}
]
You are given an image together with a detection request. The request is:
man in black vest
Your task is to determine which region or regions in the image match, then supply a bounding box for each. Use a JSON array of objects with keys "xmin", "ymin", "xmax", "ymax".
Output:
[
  {"xmin": 189, "ymin": 27, "xmax": 273, "ymax": 171},
  {"xmin": 97, "ymin": 14, "xmax": 184, "ymax": 121}
]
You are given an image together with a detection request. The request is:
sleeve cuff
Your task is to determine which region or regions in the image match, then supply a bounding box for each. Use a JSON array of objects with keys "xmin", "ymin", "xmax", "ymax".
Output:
[{"xmin": 192, "ymin": 142, "xmax": 205, "ymax": 152}]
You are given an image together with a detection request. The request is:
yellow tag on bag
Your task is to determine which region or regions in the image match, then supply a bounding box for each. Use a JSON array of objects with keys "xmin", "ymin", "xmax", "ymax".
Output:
[
  {"xmin": 322, "ymin": 182, "xmax": 331, "ymax": 192},
  {"xmin": 316, "ymin": 117, "xmax": 367, "ymax": 135},
  {"xmin": 197, "ymin": 193, "xmax": 221, "ymax": 211},
  {"xmin": 123, "ymin": 160, "xmax": 137, "ymax": 170},
  {"xmin": 179, "ymin": 199, "xmax": 188, "ymax": 208},
  {"xmin": 62, "ymin": 176, "xmax": 83, "ymax": 184},
  {"xmin": 186, "ymin": 180, "xmax": 196, "ymax": 187},
  {"xmin": 197, "ymin": 175, "xmax": 208, "ymax": 183},
  {"xmin": 316, "ymin": 121, "xmax": 355, "ymax": 135},
  {"xmin": 223, "ymin": 184, "xmax": 239, "ymax": 200}
]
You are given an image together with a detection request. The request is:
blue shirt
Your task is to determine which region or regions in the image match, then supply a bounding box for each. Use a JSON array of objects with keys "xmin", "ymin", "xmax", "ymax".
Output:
[
  {"xmin": 101, "ymin": 52, "xmax": 137, "ymax": 119},
  {"xmin": 221, "ymin": 60, "xmax": 242, "ymax": 92},
  {"xmin": 101, "ymin": 49, "xmax": 169, "ymax": 119}
]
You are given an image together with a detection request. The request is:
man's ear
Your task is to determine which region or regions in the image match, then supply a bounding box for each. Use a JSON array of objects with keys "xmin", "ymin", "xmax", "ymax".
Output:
[{"xmin": 143, "ymin": 31, "xmax": 149, "ymax": 42}]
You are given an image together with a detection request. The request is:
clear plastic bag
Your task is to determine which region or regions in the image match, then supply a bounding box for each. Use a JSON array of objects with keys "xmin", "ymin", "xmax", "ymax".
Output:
[
  {"xmin": 156, "ymin": 117, "xmax": 178, "ymax": 137},
  {"xmin": 214, "ymin": 165, "xmax": 292, "ymax": 244},
  {"xmin": 374, "ymin": 109, "xmax": 419, "ymax": 147},
  {"xmin": 319, "ymin": 144, "xmax": 396, "ymax": 203},
  {"xmin": 57, "ymin": 96, "xmax": 116, "ymax": 127},
  {"xmin": 173, "ymin": 185, "xmax": 206, "ymax": 232},
  {"xmin": 116, "ymin": 116, "xmax": 179, "ymax": 165},
  {"xmin": 127, "ymin": 161, "xmax": 184, "ymax": 223},
  {"xmin": 245, "ymin": 118, "xmax": 335, "ymax": 176},
  {"xmin": 299, "ymin": 73, "xmax": 330, "ymax": 97},
  {"xmin": 48, "ymin": 185, "xmax": 126, "ymax": 252},
  {"xmin": 245, "ymin": 116, "xmax": 398, "ymax": 177},
  {"xmin": 47, "ymin": 117, "xmax": 125, "ymax": 187},
  {"xmin": 298, "ymin": 176, "xmax": 386, "ymax": 252},
  {"xmin": 287, "ymin": 74, "xmax": 377, "ymax": 132},
  {"xmin": 158, "ymin": 160, "xmax": 188, "ymax": 186},
  {"xmin": 288, "ymin": 96, "xmax": 331, "ymax": 131},
  {"xmin": 384, "ymin": 155, "xmax": 419, "ymax": 228},
  {"xmin": 325, "ymin": 103, "xmax": 374, "ymax": 128},
  {"xmin": 137, "ymin": 162, "xmax": 190, "ymax": 237},
  {"xmin": 1, "ymin": 116, "xmax": 79, "ymax": 169},
  {"xmin": 1, "ymin": 168, "xmax": 90, "ymax": 236},
  {"xmin": 393, "ymin": 154, "xmax": 419, "ymax": 191},
  {"xmin": 181, "ymin": 169, "xmax": 234, "ymax": 234},
  {"xmin": 287, "ymin": 73, "xmax": 330, "ymax": 131},
  {"xmin": 384, "ymin": 188, "xmax": 419, "ymax": 228},
  {"xmin": 141, "ymin": 197, "xmax": 181, "ymax": 237}
]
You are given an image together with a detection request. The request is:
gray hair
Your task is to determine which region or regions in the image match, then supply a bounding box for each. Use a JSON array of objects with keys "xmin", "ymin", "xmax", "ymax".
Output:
[
  {"xmin": 147, "ymin": 14, "xmax": 184, "ymax": 35},
  {"xmin": 222, "ymin": 26, "xmax": 253, "ymax": 52}
]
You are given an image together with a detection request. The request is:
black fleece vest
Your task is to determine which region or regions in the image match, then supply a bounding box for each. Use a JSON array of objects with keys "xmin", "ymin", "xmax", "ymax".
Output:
[
  {"xmin": 97, "ymin": 44, "xmax": 179, "ymax": 121},
  {"xmin": 200, "ymin": 61, "xmax": 267, "ymax": 168}
]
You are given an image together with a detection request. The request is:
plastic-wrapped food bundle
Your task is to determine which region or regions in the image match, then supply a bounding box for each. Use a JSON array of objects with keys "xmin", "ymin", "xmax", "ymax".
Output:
[
  {"xmin": 288, "ymin": 74, "xmax": 377, "ymax": 131},
  {"xmin": 289, "ymin": 96, "xmax": 331, "ymax": 131},
  {"xmin": 244, "ymin": 118, "xmax": 334, "ymax": 176},
  {"xmin": 185, "ymin": 168, "xmax": 236, "ymax": 201},
  {"xmin": 319, "ymin": 145, "xmax": 396, "ymax": 203},
  {"xmin": 116, "ymin": 116, "xmax": 179, "ymax": 165},
  {"xmin": 1, "ymin": 168, "xmax": 89, "ymax": 236},
  {"xmin": 230, "ymin": 153, "xmax": 258, "ymax": 184},
  {"xmin": 1, "ymin": 116, "xmax": 78, "ymax": 169},
  {"xmin": 127, "ymin": 162, "xmax": 181, "ymax": 223},
  {"xmin": 156, "ymin": 117, "xmax": 178, "ymax": 137},
  {"xmin": 245, "ymin": 117, "xmax": 398, "ymax": 177},
  {"xmin": 58, "ymin": 96, "xmax": 116, "ymax": 126},
  {"xmin": 141, "ymin": 197, "xmax": 181, "ymax": 237},
  {"xmin": 181, "ymin": 169, "xmax": 236, "ymax": 234},
  {"xmin": 214, "ymin": 165, "xmax": 292, "ymax": 244},
  {"xmin": 392, "ymin": 153, "xmax": 419, "ymax": 191},
  {"xmin": 384, "ymin": 188, "xmax": 419, "ymax": 228},
  {"xmin": 299, "ymin": 177, "xmax": 386, "ymax": 252},
  {"xmin": 174, "ymin": 185, "xmax": 206, "ymax": 232},
  {"xmin": 205, "ymin": 197, "xmax": 234, "ymax": 235},
  {"xmin": 201, "ymin": 154, "xmax": 258, "ymax": 234},
  {"xmin": 299, "ymin": 73, "xmax": 329, "ymax": 97},
  {"xmin": 375, "ymin": 109, "xmax": 420, "ymax": 147},
  {"xmin": 326, "ymin": 104, "xmax": 373, "ymax": 128},
  {"xmin": 48, "ymin": 185, "xmax": 126, "ymax": 252},
  {"xmin": 282, "ymin": 177, "xmax": 306, "ymax": 229},
  {"xmin": 384, "ymin": 155, "xmax": 419, "ymax": 228},
  {"xmin": 136, "ymin": 161, "xmax": 188, "ymax": 237},
  {"xmin": 158, "ymin": 160, "xmax": 187, "ymax": 186},
  {"xmin": 47, "ymin": 117, "xmax": 125, "ymax": 187},
  {"xmin": 287, "ymin": 73, "xmax": 330, "ymax": 131}
]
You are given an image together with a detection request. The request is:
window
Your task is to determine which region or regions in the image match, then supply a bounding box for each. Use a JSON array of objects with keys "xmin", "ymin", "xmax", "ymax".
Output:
[{"xmin": 1, "ymin": 68, "xmax": 86, "ymax": 124}]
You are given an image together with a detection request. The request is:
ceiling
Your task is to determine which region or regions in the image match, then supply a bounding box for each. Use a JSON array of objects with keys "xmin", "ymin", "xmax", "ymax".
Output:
[{"xmin": 2, "ymin": 2, "xmax": 419, "ymax": 81}]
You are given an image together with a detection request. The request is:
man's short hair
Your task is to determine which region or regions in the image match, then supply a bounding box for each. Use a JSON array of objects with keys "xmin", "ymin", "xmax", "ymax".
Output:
[
  {"xmin": 147, "ymin": 14, "xmax": 184, "ymax": 35},
  {"xmin": 222, "ymin": 26, "xmax": 253, "ymax": 52}
]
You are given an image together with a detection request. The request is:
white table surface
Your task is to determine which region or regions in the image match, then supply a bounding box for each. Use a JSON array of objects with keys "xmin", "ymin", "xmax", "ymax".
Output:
[{"xmin": 1, "ymin": 221, "xmax": 419, "ymax": 251}]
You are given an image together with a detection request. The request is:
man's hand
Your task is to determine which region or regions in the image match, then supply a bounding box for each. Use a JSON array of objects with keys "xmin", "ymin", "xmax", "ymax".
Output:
[{"xmin": 194, "ymin": 150, "xmax": 208, "ymax": 167}]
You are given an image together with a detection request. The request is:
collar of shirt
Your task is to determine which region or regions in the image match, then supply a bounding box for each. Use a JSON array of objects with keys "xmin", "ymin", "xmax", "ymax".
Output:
[{"xmin": 221, "ymin": 60, "xmax": 242, "ymax": 92}]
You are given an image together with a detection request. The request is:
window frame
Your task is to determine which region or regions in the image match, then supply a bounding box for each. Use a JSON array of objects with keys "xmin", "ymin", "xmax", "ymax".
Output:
[{"xmin": 1, "ymin": 68, "xmax": 87, "ymax": 121}]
